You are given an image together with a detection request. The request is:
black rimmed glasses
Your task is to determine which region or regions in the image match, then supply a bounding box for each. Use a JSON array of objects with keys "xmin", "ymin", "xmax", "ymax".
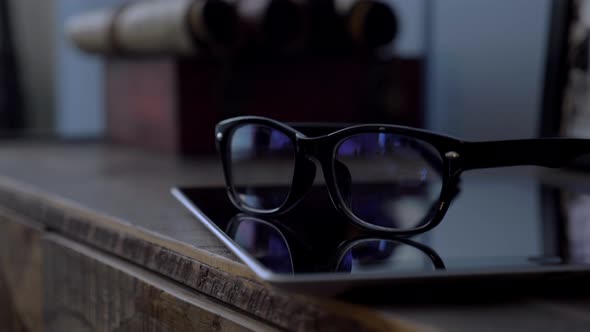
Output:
[{"xmin": 216, "ymin": 116, "xmax": 590, "ymax": 234}]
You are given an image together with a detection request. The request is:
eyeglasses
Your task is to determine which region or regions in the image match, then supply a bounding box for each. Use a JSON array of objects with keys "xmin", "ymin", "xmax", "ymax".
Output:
[{"xmin": 215, "ymin": 116, "xmax": 589, "ymax": 234}]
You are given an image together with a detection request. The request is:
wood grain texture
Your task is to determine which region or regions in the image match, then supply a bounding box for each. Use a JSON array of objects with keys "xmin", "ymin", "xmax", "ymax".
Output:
[
  {"xmin": 0, "ymin": 207, "xmax": 44, "ymax": 332},
  {"xmin": 43, "ymin": 234, "xmax": 276, "ymax": 332},
  {"xmin": 0, "ymin": 142, "xmax": 419, "ymax": 332},
  {"xmin": 3, "ymin": 142, "xmax": 590, "ymax": 331}
]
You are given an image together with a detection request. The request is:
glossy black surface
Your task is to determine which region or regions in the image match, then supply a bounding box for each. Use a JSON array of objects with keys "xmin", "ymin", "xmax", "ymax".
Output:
[{"xmin": 177, "ymin": 166, "xmax": 590, "ymax": 277}]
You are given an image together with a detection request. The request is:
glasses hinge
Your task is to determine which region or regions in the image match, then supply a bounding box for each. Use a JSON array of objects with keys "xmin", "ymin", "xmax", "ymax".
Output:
[{"xmin": 445, "ymin": 151, "xmax": 460, "ymax": 159}]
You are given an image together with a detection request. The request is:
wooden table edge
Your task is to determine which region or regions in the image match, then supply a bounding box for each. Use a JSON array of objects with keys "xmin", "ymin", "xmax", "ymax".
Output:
[{"xmin": 0, "ymin": 174, "xmax": 429, "ymax": 332}]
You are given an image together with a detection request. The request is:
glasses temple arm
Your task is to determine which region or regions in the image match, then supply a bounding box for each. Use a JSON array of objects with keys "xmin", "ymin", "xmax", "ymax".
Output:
[{"xmin": 461, "ymin": 139, "xmax": 590, "ymax": 170}]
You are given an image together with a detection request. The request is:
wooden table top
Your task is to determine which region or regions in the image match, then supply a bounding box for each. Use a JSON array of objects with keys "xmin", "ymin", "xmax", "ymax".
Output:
[{"xmin": 0, "ymin": 140, "xmax": 589, "ymax": 331}]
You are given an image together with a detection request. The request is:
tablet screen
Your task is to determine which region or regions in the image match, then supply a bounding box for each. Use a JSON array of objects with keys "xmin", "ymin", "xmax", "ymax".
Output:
[
  {"xmin": 174, "ymin": 166, "xmax": 590, "ymax": 281},
  {"xmin": 176, "ymin": 167, "xmax": 590, "ymax": 275}
]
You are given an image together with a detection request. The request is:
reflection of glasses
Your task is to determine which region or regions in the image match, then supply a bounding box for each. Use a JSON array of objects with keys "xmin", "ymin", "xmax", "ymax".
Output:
[
  {"xmin": 226, "ymin": 214, "xmax": 295, "ymax": 274},
  {"xmin": 226, "ymin": 213, "xmax": 445, "ymax": 274},
  {"xmin": 334, "ymin": 237, "xmax": 446, "ymax": 273},
  {"xmin": 216, "ymin": 116, "xmax": 587, "ymax": 233}
]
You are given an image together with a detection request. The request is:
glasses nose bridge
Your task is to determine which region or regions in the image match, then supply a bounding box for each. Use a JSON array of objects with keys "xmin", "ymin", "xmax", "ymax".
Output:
[
  {"xmin": 297, "ymin": 136, "xmax": 327, "ymax": 160},
  {"xmin": 296, "ymin": 136, "xmax": 335, "ymax": 187}
]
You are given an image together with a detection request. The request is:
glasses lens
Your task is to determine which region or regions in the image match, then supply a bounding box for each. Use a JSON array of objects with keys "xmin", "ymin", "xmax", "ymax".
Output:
[
  {"xmin": 229, "ymin": 124, "xmax": 296, "ymax": 210},
  {"xmin": 334, "ymin": 133, "xmax": 443, "ymax": 230}
]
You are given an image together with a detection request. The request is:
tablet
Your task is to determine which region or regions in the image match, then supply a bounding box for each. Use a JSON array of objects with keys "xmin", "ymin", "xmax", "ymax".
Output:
[{"xmin": 172, "ymin": 166, "xmax": 590, "ymax": 299}]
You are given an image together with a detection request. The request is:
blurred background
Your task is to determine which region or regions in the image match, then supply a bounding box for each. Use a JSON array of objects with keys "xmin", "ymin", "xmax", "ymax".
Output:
[{"xmin": 0, "ymin": 0, "xmax": 583, "ymax": 156}]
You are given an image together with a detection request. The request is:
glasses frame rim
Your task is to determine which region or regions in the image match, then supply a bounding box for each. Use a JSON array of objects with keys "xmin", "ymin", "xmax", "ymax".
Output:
[
  {"xmin": 216, "ymin": 116, "xmax": 464, "ymax": 234},
  {"xmin": 329, "ymin": 133, "xmax": 448, "ymax": 233},
  {"xmin": 224, "ymin": 123, "xmax": 298, "ymax": 213}
]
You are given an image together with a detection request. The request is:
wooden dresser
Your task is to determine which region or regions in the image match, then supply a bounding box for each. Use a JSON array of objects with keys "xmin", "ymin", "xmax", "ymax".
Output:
[{"xmin": 0, "ymin": 141, "xmax": 589, "ymax": 332}]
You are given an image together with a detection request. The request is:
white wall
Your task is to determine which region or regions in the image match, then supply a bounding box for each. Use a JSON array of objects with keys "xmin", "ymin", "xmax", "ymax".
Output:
[
  {"xmin": 426, "ymin": 0, "xmax": 552, "ymax": 140},
  {"xmin": 55, "ymin": 0, "xmax": 117, "ymax": 138},
  {"xmin": 8, "ymin": 0, "xmax": 56, "ymax": 132},
  {"xmin": 385, "ymin": 0, "xmax": 427, "ymax": 58},
  {"xmin": 9, "ymin": 0, "xmax": 114, "ymax": 137}
]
